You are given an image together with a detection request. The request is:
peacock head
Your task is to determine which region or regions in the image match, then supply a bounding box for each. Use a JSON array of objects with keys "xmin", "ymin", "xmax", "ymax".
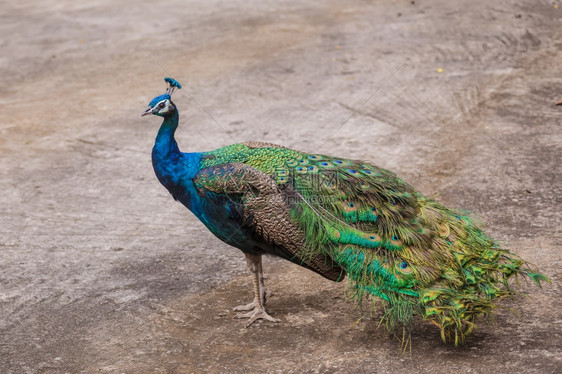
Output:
[{"xmin": 141, "ymin": 77, "xmax": 182, "ymax": 118}]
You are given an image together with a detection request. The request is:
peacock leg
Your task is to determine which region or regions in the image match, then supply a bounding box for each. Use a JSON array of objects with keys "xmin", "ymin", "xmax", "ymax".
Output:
[{"xmin": 234, "ymin": 253, "xmax": 280, "ymax": 326}]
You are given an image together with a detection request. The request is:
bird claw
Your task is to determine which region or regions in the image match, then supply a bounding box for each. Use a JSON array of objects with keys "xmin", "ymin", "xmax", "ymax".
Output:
[
  {"xmin": 234, "ymin": 306, "xmax": 280, "ymax": 327},
  {"xmin": 233, "ymin": 300, "xmax": 259, "ymax": 312}
]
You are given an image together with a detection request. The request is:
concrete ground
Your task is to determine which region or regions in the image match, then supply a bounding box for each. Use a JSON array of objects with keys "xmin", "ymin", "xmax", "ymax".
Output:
[{"xmin": 0, "ymin": 0, "xmax": 560, "ymax": 373}]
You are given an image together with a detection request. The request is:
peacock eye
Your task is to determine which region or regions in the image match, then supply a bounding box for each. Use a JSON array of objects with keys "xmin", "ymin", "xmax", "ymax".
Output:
[{"xmin": 397, "ymin": 261, "xmax": 412, "ymax": 274}]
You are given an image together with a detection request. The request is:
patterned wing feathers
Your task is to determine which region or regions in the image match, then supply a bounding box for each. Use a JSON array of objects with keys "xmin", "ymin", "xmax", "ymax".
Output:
[{"xmin": 194, "ymin": 163, "xmax": 345, "ymax": 281}]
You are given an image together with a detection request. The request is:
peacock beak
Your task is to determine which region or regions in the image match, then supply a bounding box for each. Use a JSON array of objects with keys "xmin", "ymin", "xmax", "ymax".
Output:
[{"xmin": 140, "ymin": 106, "xmax": 155, "ymax": 117}]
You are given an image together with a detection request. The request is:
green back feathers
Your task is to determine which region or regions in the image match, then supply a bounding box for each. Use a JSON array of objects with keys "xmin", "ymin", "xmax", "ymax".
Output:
[{"xmin": 200, "ymin": 142, "xmax": 301, "ymax": 173}]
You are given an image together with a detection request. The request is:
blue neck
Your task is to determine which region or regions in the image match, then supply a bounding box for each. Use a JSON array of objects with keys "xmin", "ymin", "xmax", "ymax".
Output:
[
  {"xmin": 150, "ymin": 109, "xmax": 205, "ymax": 213},
  {"xmin": 152, "ymin": 110, "xmax": 180, "ymax": 162}
]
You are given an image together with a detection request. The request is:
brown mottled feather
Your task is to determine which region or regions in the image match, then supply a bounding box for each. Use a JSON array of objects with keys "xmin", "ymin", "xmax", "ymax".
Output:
[{"xmin": 194, "ymin": 163, "xmax": 345, "ymax": 281}]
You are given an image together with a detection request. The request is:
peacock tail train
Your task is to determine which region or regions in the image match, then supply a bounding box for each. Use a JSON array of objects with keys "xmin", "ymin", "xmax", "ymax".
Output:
[{"xmin": 195, "ymin": 142, "xmax": 548, "ymax": 345}]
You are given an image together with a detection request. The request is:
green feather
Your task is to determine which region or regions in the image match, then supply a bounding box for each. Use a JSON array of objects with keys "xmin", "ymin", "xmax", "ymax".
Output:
[
  {"xmin": 198, "ymin": 142, "xmax": 548, "ymax": 345},
  {"xmin": 525, "ymin": 272, "xmax": 550, "ymax": 287}
]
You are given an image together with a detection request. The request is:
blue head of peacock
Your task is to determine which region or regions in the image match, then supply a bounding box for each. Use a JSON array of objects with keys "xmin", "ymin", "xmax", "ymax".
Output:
[{"xmin": 141, "ymin": 77, "xmax": 182, "ymax": 118}]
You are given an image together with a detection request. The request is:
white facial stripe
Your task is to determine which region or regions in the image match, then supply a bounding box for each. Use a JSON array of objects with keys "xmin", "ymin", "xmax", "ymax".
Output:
[{"xmin": 155, "ymin": 99, "xmax": 170, "ymax": 113}]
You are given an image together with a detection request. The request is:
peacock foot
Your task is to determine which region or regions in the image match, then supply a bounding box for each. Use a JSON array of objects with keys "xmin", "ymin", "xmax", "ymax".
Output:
[
  {"xmin": 233, "ymin": 300, "xmax": 260, "ymax": 312},
  {"xmin": 234, "ymin": 253, "xmax": 280, "ymax": 327},
  {"xmin": 234, "ymin": 305, "xmax": 280, "ymax": 327}
]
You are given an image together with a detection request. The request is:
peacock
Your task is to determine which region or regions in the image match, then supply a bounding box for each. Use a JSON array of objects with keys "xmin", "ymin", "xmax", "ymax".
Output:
[{"xmin": 141, "ymin": 77, "xmax": 548, "ymax": 345}]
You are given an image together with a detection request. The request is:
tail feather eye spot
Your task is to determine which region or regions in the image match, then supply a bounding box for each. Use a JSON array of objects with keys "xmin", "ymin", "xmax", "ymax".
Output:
[
  {"xmin": 398, "ymin": 261, "xmax": 412, "ymax": 274},
  {"xmin": 343, "ymin": 201, "xmax": 358, "ymax": 212},
  {"xmin": 389, "ymin": 234, "xmax": 402, "ymax": 246}
]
